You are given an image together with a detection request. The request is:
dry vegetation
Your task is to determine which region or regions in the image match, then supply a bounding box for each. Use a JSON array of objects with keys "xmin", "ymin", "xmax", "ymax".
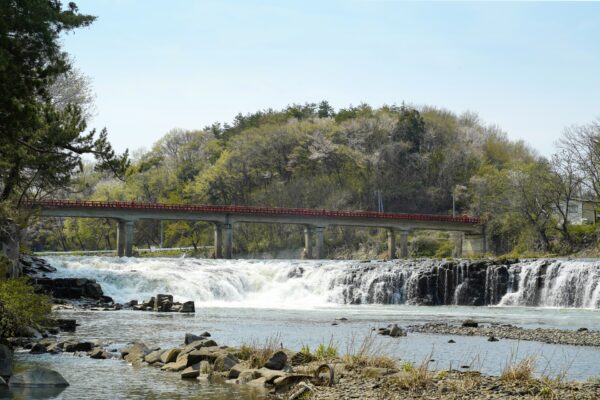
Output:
[
  {"xmin": 500, "ymin": 354, "xmax": 536, "ymax": 382},
  {"xmin": 236, "ymin": 334, "xmax": 281, "ymax": 369},
  {"xmin": 342, "ymin": 332, "xmax": 397, "ymax": 369}
]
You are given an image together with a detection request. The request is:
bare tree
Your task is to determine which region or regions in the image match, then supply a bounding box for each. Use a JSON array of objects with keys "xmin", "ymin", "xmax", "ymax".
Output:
[
  {"xmin": 558, "ymin": 119, "xmax": 600, "ymax": 198},
  {"xmin": 547, "ymin": 149, "xmax": 585, "ymax": 247},
  {"xmin": 48, "ymin": 63, "xmax": 96, "ymax": 121}
]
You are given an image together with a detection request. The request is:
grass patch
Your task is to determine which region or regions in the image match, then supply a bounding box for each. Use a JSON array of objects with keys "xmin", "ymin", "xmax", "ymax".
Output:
[
  {"xmin": 343, "ymin": 332, "xmax": 397, "ymax": 369},
  {"xmin": 500, "ymin": 355, "xmax": 536, "ymax": 383},
  {"xmin": 438, "ymin": 371, "xmax": 481, "ymax": 394},
  {"xmin": 389, "ymin": 356, "xmax": 434, "ymax": 391},
  {"xmin": 236, "ymin": 334, "xmax": 281, "ymax": 369}
]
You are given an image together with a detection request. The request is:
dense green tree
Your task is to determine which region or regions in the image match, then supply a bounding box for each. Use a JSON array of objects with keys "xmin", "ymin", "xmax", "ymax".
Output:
[{"xmin": 0, "ymin": 1, "xmax": 128, "ymax": 203}]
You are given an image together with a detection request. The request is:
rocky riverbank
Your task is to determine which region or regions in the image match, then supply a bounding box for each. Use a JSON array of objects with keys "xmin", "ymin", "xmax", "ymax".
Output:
[
  {"xmin": 13, "ymin": 331, "xmax": 600, "ymax": 400},
  {"xmin": 408, "ymin": 322, "xmax": 600, "ymax": 347}
]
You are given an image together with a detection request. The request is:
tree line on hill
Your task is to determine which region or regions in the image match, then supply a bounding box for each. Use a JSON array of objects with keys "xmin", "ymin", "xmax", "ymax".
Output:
[{"xmin": 25, "ymin": 101, "xmax": 600, "ymax": 257}]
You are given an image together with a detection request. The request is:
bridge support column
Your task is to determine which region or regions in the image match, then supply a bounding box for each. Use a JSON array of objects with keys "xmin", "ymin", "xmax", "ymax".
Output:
[
  {"xmin": 314, "ymin": 227, "xmax": 325, "ymax": 259},
  {"xmin": 214, "ymin": 224, "xmax": 223, "ymax": 259},
  {"xmin": 462, "ymin": 233, "xmax": 485, "ymax": 257},
  {"xmin": 399, "ymin": 230, "xmax": 409, "ymax": 258},
  {"xmin": 453, "ymin": 232, "xmax": 464, "ymax": 258},
  {"xmin": 223, "ymin": 224, "xmax": 233, "ymax": 259},
  {"xmin": 124, "ymin": 220, "xmax": 134, "ymax": 257},
  {"xmin": 117, "ymin": 220, "xmax": 125, "ymax": 257},
  {"xmin": 387, "ymin": 228, "xmax": 396, "ymax": 260},
  {"xmin": 303, "ymin": 227, "xmax": 313, "ymax": 259},
  {"xmin": 117, "ymin": 220, "xmax": 134, "ymax": 257}
]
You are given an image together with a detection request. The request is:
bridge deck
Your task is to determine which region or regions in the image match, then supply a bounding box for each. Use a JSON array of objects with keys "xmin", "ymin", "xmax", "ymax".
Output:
[{"xmin": 23, "ymin": 199, "xmax": 480, "ymax": 224}]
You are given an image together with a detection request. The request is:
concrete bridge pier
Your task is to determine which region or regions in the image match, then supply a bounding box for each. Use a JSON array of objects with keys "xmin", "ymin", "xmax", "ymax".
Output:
[
  {"xmin": 462, "ymin": 233, "xmax": 486, "ymax": 257},
  {"xmin": 399, "ymin": 230, "xmax": 409, "ymax": 258},
  {"xmin": 213, "ymin": 224, "xmax": 223, "ymax": 258},
  {"xmin": 223, "ymin": 223, "xmax": 233, "ymax": 259},
  {"xmin": 314, "ymin": 226, "xmax": 325, "ymax": 259},
  {"xmin": 303, "ymin": 227, "xmax": 313, "ymax": 259},
  {"xmin": 116, "ymin": 220, "xmax": 134, "ymax": 257},
  {"xmin": 453, "ymin": 232, "xmax": 464, "ymax": 257},
  {"xmin": 387, "ymin": 228, "xmax": 396, "ymax": 259}
]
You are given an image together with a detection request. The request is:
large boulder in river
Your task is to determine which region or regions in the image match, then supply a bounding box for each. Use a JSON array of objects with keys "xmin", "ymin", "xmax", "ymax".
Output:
[
  {"xmin": 63, "ymin": 341, "xmax": 93, "ymax": 352},
  {"xmin": 32, "ymin": 277, "xmax": 103, "ymax": 300},
  {"xmin": 29, "ymin": 343, "xmax": 47, "ymax": 354},
  {"xmin": 213, "ymin": 353, "xmax": 238, "ymax": 372},
  {"xmin": 160, "ymin": 348, "xmax": 181, "ymax": 364},
  {"xmin": 184, "ymin": 332, "xmax": 211, "ymax": 345},
  {"xmin": 122, "ymin": 342, "xmax": 151, "ymax": 366},
  {"xmin": 154, "ymin": 294, "xmax": 174, "ymax": 312},
  {"xmin": 180, "ymin": 363, "xmax": 202, "ymax": 379},
  {"xmin": 389, "ymin": 324, "xmax": 406, "ymax": 337},
  {"xmin": 179, "ymin": 301, "xmax": 195, "ymax": 313},
  {"xmin": 462, "ymin": 319, "xmax": 478, "ymax": 328},
  {"xmin": 8, "ymin": 367, "xmax": 69, "ymax": 387},
  {"xmin": 144, "ymin": 349, "xmax": 163, "ymax": 364},
  {"xmin": 20, "ymin": 255, "xmax": 57, "ymax": 275},
  {"xmin": 55, "ymin": 319, "xmax": 77, "ymax": 332},
  {"xmin": 180, "ymin": 339, "xmax": 218, "ymax": 355},
  {"xmin": 0, "ymin": 344, "xmax": 12, "ymax": 379}
]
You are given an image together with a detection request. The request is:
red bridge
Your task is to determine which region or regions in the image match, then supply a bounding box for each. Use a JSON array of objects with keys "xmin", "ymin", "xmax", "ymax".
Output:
[{"xmin": 25, "ymin": 199, "xmax": 485, "ymax": 259}]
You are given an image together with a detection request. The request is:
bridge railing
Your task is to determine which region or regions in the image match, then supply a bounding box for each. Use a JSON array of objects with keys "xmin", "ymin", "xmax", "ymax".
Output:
[{"xmin": 22, "ymin": 199, "xmax": 481, "ymax": 224}]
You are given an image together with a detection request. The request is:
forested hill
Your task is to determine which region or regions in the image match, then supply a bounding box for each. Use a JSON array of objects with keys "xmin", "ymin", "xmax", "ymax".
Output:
[
  {"xmin": 126, "ymin": 102, "xmax": 532, "ymax": 214},
  {"xmin": 30, "ymin": 102, "xmax": 599, "ymax": 257}
]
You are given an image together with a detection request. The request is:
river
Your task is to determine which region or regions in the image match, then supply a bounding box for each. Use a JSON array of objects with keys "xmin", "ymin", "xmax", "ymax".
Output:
[{"xmin": 3, "ymin": 256, "xmax": 600, "ymax": 399}]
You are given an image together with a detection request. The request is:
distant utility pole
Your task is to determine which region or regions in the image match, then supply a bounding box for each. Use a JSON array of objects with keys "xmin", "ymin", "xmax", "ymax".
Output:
[
  {"xmin": 452, "ymin": 185, "xmax": 466, "ymax": 217},
  {"xmin": 375, "ymin": 190, "xmax": 384, "ymax": 212},
  {"xmin": 160, "ymin": 221, "xmax": 164, "ymax": 248},
  {"xmin": 452, "ymin": 190, "xmax": 456, "ymax": 217}
]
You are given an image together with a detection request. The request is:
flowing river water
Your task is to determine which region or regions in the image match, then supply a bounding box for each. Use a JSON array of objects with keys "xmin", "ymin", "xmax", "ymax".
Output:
[{"xmin": 3, "ymin": 256, "xmax": 600, "ymax": 399}]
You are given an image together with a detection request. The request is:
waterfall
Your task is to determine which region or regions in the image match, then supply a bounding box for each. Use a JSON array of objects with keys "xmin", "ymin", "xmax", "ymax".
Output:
[{"xmin": 45, "ymin": 257, "xmax": 600, "ymax": 309}]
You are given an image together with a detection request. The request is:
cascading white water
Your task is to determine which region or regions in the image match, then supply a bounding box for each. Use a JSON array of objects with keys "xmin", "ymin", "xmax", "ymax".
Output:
[
  {"xmin": 499, "ymin": 260, "xmax": 600, "ymax": 308},
  {"xmin": 45, "ymin": 256, "xmax": 600, "ymax": 309}
]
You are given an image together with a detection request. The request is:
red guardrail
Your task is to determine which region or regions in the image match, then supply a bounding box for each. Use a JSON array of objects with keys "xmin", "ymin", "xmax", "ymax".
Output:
[{"xmin": 22, "ymin": 199, "xmax": 481, "ymax": 224}]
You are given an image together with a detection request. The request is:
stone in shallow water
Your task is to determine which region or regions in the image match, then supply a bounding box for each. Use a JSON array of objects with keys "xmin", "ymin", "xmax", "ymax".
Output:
[
  {"xmin": 8, "ymin": 367, "xmax": 69, "ymax": 387},
  {"xmin": 389, "ymin": 324, "xmax": 406, "ymax": 337},
  {"xmin": 154, "ymin": 294, "xmax": 173, "ymax": 311},
  {"xmin": 180, "ymin": 340, "xmax": 218, "ymax": 356},
  {"xmin": 160, "ymin": 348, "xmax": 181, "ymax": 363},
  {"xmin": 180, "ymin": 363, "xmax": 201, "ymax": 379},
  {"xmin": 0, "ymin": 344, "xmax": 12, "ymax": 379},
  {"xmin": 462, "ymin": 319, "xmax": 478, "ymax": 328},
  {"xmin": 179, "ymin": 301, "xmax": 195, "ymax": 313},
  {"xmin": 122, "ymin": 342, "xmax": 150, "ymax": 366},
  {"xmin": 56, "ymin": 319, "xmax": 77, "ymax": 332},
  {"xmin": 213, "ymin": 353, "xmax": 238, "ymax": 372},
  {"xmin": 89, "ymin": 348, "xmax": 107, "ymax": 359},
  {"xmin": 64, "ymin": 341, "xmax": 93, "ymax": 352},
  {"xmin": 29, "ymin": 343, "xmax": 47, "ymax": 354},
  {"xmin": 184, "ymin": 333, "xmax": 208, "ymax": 345},
  {"xmin": 144, "ymin": 349, "xmax": 163, "ymax": 364}
]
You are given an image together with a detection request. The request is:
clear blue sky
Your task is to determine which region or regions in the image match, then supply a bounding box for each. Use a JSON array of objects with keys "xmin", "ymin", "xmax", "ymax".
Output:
[{"xmin": 63, "ymin": 1, "xmax": 600, "ymax": 156}]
